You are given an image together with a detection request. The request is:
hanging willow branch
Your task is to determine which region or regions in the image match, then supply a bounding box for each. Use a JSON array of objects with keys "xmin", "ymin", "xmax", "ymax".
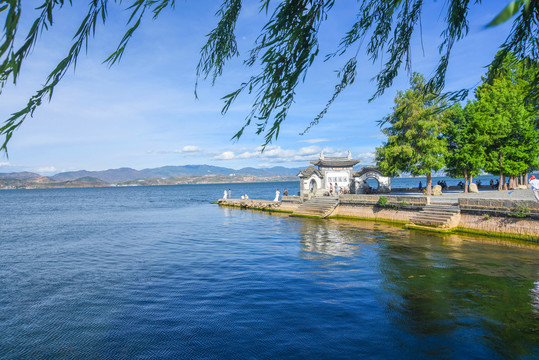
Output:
[{"xmin": 1, "ymin": 0, "xmax": 538, "ymax": 153}]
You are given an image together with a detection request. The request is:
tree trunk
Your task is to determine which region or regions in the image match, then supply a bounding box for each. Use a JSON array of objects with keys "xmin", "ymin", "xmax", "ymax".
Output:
[
  {"xmin": 525, "ymin": 172, "xmax": 529, "ymax": 185},
  {"xmin": 426, "ymin": 173, "xmax": 432, "ymax": 196},
  {"xmin": 503, "ymin": 174, "xmax": 508, "ymax": 190},
  {"xmin": 499, "ymin": 152, "xmax": 505, "ymax": 191},
  {"xmin": 464, "ymin": 169, "xmax": 468, "ymax": 193}
]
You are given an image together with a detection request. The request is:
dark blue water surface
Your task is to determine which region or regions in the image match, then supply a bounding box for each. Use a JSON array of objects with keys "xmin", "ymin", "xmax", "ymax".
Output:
[{"xmin": 1, "ymin": 183, "xmax": 538, "ymax": 359}]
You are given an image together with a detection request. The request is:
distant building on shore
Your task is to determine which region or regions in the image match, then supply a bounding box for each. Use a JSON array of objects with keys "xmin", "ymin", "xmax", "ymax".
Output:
[{"xmin": 297, "ymin": 151, "xmax": 390, "ymax": 197}]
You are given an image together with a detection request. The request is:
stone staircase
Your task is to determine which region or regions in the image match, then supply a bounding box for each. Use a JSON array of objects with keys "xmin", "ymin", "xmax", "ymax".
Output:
[
  {"xmin": 292, "ymin": 197, "xmax": 340, "ymax": 218},
  {"xmin": 409, "ymin": 199, "xmax": 461, "ymax": 229}
]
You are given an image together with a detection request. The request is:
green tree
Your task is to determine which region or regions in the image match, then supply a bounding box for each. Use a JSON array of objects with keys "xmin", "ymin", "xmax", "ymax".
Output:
[
  {"xmin": 444, "ymin": 103, "xmax": 485, "ymax": 193},
  {"xmin": 1, "ymin": 1, "xmax": 539, "ymax": 153},
  {"xmin": 469, "ymin": 55, "xmax": 539, "ymax": 190},
  {"xmin": 375, "ymin": 73, "xmax": 450, "ymax": 196}
]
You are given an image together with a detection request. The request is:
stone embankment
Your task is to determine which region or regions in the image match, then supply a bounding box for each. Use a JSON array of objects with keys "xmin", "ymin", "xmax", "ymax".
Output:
[
  {"xmin": 217, "ymin": 194, "xmax": 539, "ymax": 242},
  {"xmin": 216, "ymin": 198, "xmax": 300, "ymax": 213}
]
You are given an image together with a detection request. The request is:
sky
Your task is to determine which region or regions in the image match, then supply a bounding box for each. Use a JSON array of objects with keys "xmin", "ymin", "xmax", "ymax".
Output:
[{"xmin": 0, "ymin": 1, "xmax": 514, "ymax": 175}]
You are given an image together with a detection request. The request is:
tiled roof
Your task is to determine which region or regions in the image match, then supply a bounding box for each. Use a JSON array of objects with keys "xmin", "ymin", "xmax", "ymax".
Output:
[
  {"xmin": 310, "ymin": 157, "xmax": 360, "ymax": 167},
  {"xmin": 353, "ymin": 165, "xmax": 383, "ymax": 177},
  {"xmin": 297, "ymin": 166, "xmax": 322, "ymax": 178}
]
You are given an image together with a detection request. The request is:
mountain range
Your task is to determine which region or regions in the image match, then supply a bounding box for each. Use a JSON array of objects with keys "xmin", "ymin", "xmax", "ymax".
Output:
[{"xmin": 1, "ymin": 165, "xmax": 305, "ymax": 184}]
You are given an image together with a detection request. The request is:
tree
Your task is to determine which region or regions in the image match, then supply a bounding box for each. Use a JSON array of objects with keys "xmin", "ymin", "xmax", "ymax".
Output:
[
  {"xmin": 1, "ymin": 1, "xmax": 539, "ymax": 153},
  {"xmin": 469, "ymin": 54, "xmax": 539, "ymax": 190},
  {"xmin": 444, "ymin": 103, "xmax": 485, "ymax": 193},
  {"xmin": 375, "ymin": 73, "xmax": 450, "ymax": 196}
]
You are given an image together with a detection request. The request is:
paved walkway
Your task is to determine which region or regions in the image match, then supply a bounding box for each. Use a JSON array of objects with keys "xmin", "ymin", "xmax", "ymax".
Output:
[{"xmin": 391, "ymin": 188, "xmax": 537, "ymax": 201}]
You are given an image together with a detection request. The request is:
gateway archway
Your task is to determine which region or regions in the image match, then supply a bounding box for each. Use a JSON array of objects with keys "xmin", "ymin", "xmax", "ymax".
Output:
[{"xmin": 353, "ymin": 166, "xmax": 391, "ymax": 193}]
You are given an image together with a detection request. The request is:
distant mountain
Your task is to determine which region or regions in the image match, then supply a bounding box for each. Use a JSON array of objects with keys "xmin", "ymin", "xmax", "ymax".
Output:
[
  {"xmin": 235, "ymin": 166, "xmax": 303, "ymax": 177},
  {"xmin": 52, "ymin": 167, "xmax": 145, "ymax": 183},
  {"xmin": 0, "ymin": 172, "xmax": 41, "ymax": 180},
  {"xmin": 50, "ymin": 165, "xmax": 305, "ymax": 183},
  {"xmin": 139, "ymin": 165, "xmax": 235, "ymax": 178}
]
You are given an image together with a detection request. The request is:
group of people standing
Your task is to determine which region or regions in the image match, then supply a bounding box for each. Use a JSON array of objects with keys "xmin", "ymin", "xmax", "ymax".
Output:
[
  {"xmin": 330, "ymin": 183, "xmax": 348, "ymax": 195},
  {"xmin": 273, "ymin": 188, "xmax": 288, "ymax": 201},
  {"xmin": 223, "ymin": 188, "xmax": 287, "ymax": 202},
  {"xmin": 223, "ymin": 189, "xmax": 249, "ymax": 200}
]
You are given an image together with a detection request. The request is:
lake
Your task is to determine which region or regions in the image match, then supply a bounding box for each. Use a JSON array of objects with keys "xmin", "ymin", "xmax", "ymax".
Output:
[{"xmin": 1, "ymin": 183, "xmax": 538, "ymax": 359}]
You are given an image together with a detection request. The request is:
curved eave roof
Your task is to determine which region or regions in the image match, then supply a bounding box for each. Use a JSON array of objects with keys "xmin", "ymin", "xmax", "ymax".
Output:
[
  {"xmin": 310, "ymin": 159, "xmax": 360, "ymax": 167},
  {"xmin": 297, "ymin": 166, "xmax": 322, "ymax": 178},
  {"xmin": 353, "ymin": 165, "xmax": 383, "ymax": 177}
]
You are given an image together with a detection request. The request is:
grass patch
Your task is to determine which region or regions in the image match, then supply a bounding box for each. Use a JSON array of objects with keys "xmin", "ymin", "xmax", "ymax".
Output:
[{"xmin": 508, "ymin": 204, "xmax": 530, "ymax": 218}]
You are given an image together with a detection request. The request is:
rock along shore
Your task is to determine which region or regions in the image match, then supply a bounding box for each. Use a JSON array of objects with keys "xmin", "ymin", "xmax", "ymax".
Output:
[{"xmin": 217, "ymin": 193, "xmax": 539, "ymax": 243}]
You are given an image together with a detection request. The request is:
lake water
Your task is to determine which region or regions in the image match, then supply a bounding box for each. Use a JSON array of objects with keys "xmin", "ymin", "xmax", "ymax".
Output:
[{"xmin": 1, "ymin": 183, "xmax": 538, "ymax": 359}]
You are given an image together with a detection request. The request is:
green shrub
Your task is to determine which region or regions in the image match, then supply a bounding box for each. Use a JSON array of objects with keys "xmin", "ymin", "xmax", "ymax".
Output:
[
  {"xmin": 378, "ymin": 196, "xmax": 388, "ymax": 207},
  {"xmin": 483, "ymin": 214, "xmax": 490, "ymax": 220},
  {"xmin": 508, "ymin": 204, "xmax": 529, "ymax": 218}
]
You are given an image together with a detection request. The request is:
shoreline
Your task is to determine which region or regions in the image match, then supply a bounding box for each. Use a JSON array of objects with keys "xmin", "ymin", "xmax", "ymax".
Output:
[{"xmin": 217, "ymin": 194, "xmax": 539, "ymax": 243}]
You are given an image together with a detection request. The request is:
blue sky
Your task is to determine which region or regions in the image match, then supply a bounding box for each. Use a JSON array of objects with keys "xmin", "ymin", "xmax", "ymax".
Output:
[{"xmin": 0, "ymin": 1, "xmax": 513, "ymax": 174}]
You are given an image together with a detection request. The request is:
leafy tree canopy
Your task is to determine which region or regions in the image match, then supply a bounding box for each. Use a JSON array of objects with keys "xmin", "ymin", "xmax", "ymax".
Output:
[
  {"xmin": 469, "ymin": 52, "xmax": 539, "ymax": 181},
  {"xmin": 444, "ymin": 103, "xmax": 485, "ymax": 191},
  {"xmin": 375, "ymin": 73, "xmax": 451, "ymax": 194},
  {"xmin": 1, "ymin": 0, "xmax": 538, "ymax": 154}
]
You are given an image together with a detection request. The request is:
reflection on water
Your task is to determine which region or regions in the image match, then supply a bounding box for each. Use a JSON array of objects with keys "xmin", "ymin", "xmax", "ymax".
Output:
[
  {"xmin": 1, "ymin": 186, "xmax": 539, "ymax": 359},
  {"xmin": 298, "ymin": 218, "xmax": 539, "ymax": 359}
]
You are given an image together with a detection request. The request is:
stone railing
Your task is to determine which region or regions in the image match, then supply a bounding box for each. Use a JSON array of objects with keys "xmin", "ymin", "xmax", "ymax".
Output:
[
  {"xmin": 338, "ymin": 194, "xmax": 428, "ymax": 208},
  {"xmin": 458, "ymin": 198, "xmax": 539, "ymax": 217}
]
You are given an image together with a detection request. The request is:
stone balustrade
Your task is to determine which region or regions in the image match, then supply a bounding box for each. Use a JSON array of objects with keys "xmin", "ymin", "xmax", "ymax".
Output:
[
  {"xmin": 338, "ymin": 194, "xmax": 428, "ymax": 208},
  {"xmin": 458, "ymin": 198, "xmax": 539, "ymax": 216}
]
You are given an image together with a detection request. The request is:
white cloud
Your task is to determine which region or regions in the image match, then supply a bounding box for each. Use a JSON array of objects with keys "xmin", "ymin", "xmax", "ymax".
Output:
[
  {"xmin": 214, "ymin": 151, "xmax": 235, "ymax": 160},
  {"xmin": 299, "ymin": 138, "xmax": 330, "ymax": 144},
  {"xmin": 357, "ymin": 152, "xmax": 376, "ymax": 164},
  {"xmin": 209, "ymin": 145, "xmax": 361, "ymax": 164},
  {"xmin": 181, "ymin": 145, "xmax": 202, "ymax": 152},
  {"xmin": 236, "ymin": 151, "xmax": 255, "ymax": 159},
  {"xmin": 0, "ymin": 161, "xmax": 11, "ymax": 167},
  {"xmin": 37, "ymin": 166, "xmax": 57, "ymax": 173}
]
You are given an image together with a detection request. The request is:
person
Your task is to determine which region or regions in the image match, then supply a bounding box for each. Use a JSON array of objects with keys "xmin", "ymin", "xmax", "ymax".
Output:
[
  {"xmin": 457, "ymin": 181, "xmax": 463, "ymax": 189},
  {"xmin": 223, "ymin": 189, "xmax": 228, "ymax": 199},
  {"xmin": 245, "ymin": 194, "xmax": 249, "ymax": 199},
  {"xmin": 490, "ymin": 179, "xmax": 494, "ymax": 188},
  {"xmin": 329, "ymin": 184, "xmax": 333, "ymax": 195},
  {"xmin": 241, "ymin": 195, "xmax": 245, "ymax": 200},
  {"xmin": 477, "ymin": 180, "xmax": 481, "ymax": 188},
  {"xmin": 228, "ymin": 189, "xmax": 231, "ymax": 199},
  {"xmin": 274, "ymin": 189, "xmax": 280, "ymax": 202},
  {"xmin": 419, "ymin": 181, "xmax": 422, "ymax": 191},
  {"xmin": 283, "ymin": 189, "xmax": 288, "ymax": 196},
  {"xmin": 495, "ymin": 179, "xmax": 499, "ymax": 188},
  {"xmin": 530, "ymin": 175, "xmax": 539, "ymax": 201},
  {"xmin": 334, "ymin": 183, "xmax": 339, "ymax": 195}
]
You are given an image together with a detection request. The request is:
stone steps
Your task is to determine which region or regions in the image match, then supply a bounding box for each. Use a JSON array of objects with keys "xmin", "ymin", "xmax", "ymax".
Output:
[
  {"xmin": 292, "ymin": 197, "xmax": 339, "ymax": 218},
  {"xmin": 409, "ymin": 203, "xmax": 461, "ymax": 229}
]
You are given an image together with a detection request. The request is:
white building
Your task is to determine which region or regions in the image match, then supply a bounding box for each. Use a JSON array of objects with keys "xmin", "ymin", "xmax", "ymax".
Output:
[{"xmin": 297, "ymin": 152, "xmax": 391, "ymax": 197}]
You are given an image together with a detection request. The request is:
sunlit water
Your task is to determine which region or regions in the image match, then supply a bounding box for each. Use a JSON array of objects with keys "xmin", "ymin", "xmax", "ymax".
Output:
[{"xmin": 1, "ymin": 183, "xmax": 538, "ymax": 359}]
